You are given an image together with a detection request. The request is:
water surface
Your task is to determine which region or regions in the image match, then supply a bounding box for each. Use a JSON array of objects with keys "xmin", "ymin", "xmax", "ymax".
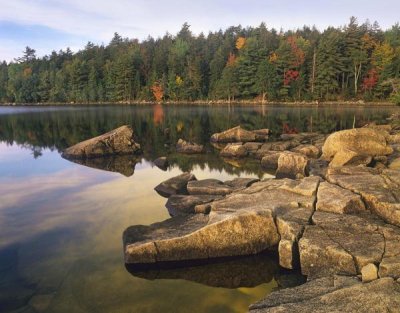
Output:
[{"xmin": 0, "ymin": 104, "xmax": 397, "ymax": 313}]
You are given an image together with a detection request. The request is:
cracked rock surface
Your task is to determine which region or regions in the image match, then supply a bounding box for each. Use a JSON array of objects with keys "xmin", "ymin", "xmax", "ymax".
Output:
[
  {"xmin": 123, "ymin": 121, "xmax": 400, "ymax": 312},
  {"xmin": 124, "ymin": 177, "xmax": 320, "ymax": 265},
  {"xmin": 249, "ymin": 276, "xmax": 400, "ymax": 313}
]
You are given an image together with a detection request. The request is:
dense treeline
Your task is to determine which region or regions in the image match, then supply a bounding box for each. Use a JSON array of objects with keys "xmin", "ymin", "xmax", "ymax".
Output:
[{"xmin": 1, "ymin": 17, "xmax": 400, "ymax": 104}]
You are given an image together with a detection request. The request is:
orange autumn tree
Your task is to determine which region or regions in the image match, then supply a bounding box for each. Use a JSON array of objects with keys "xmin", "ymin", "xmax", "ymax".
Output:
[
  {"xmin": 236, "ymin": 37, "xmax": 246, "ymax": 50},
  {"xmin": 151, "ymin": 82, "xmax": 164, "ymax": 102}
]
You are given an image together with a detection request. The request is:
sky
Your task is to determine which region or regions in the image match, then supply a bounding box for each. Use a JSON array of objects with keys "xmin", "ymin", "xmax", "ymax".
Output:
[{"xmin": 0, "ymin": 0, "xmax": 399, "ymax": 62}]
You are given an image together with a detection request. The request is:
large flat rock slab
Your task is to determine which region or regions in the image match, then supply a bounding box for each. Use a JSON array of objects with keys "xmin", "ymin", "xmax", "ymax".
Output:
[
  {"xmin": 62, "ymin": 125, "xmax": 141, "ymax": 159},
  {"xmin": 123, "ymin": 209, "xmax": 279, "ymax": 264},
  {"xmin": 249, "ymin": 276, "xmax": 400, "ymax": 313},
  {"xmin": 124, "ymin": 177, "xmax": 321, "ymax": 265},
  {"xmin": 299, "ymin": 211, "xmax": 400, "ymax": 279},
  {"xmin": 327, "ymin": 166, "xmax": 400, "ymax": 227}
]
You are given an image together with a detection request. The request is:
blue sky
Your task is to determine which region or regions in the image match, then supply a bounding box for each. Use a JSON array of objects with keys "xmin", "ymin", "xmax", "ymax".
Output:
[{"xmin": 0, "ymin": 0, "xmax": 399, "ymax": 62}]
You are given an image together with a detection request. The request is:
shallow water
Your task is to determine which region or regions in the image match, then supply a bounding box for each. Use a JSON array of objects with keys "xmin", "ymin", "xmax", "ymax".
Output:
[{"xmin": 0, "ymin": 104, "xmax": 397, "ymax": 313}]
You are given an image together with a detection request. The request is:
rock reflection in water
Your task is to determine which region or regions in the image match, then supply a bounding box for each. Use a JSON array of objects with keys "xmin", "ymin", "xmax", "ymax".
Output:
[
  {"xmin": 126, "ymin": 253, "xmax": 281, "ymax": 289},
  {"xmin": 63, "ymin": 155, "xmax": 141, "ymax": 177}
]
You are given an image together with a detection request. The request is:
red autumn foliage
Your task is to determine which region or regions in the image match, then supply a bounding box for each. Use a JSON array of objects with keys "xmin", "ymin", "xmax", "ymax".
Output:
[
  {"xmin": 151, "ymin": 82, "xmax": 164, "ymax": 102},
  {"xmin": 282, "ymin": 123, "xmax": 298, "ymax": 134},
  {"xmin": 362, "ymin": 68, "xmax": 379, "ymax": 92},
  {"xmin": 284, "ymin": 69, "xmax": 299, "ymax": 86},
  {"xmin": 287, "ymin": 36, "xmax": 305, "ymax": 67}
]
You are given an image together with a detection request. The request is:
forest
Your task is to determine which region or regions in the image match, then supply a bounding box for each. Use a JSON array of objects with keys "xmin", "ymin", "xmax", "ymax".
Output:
[{"xmin": 1, "ymin": 17, "xmax": 400, "ymax": 104}]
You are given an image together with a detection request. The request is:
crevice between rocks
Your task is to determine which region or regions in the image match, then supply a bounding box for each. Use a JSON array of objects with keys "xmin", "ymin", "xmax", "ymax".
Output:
[
  {"xmin": 153, "ymin": 241, "xmax": 160, "ymax": 263},
  {"xmin": 318, "ymin": 224, "xmax": 359, "ymax": 274}
]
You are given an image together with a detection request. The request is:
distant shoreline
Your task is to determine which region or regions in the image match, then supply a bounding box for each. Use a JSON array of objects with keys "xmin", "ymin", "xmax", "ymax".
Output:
[{"xmin": 0, "ymin": 100, "xmax": 398, "ymax": 107}]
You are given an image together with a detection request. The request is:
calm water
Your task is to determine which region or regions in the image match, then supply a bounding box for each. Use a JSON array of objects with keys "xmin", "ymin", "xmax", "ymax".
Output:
[{"xmin": 0, "ymin": 104, "xmax": 397, "ymax": 313}]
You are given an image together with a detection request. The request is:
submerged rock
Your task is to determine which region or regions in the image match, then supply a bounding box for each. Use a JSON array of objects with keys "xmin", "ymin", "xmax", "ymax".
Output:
[
  {"xmin": 153, "ymin": 157, "xmax": 168, "ymax": 170},
  {"xmin": 176, "ymin": 139, "xmax": 204, "ymax": 154},
  {"xmin": 211, "ymin": 126, "xmax": 268, "ymax": 143},
  {"xmin": 260, "ymin": 152, "xmax": 283, "ymax": 170},
  {"xmin": 249, "ymin": 276, "xmax": 400, "ymax": 313},
  {"xmin": 62, "ymin": 125, "xmax": 141, "ymax": 159},
  {"xmin": 154, "ymin": 172, "xmax": 197, "ymax": 198}
]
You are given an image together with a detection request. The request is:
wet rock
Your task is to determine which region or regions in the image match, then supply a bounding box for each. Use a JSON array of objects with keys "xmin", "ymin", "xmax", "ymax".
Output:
[
  {"xmin": 243, "ymin": 142, "xmax": 263, "ymax": 154},
  {"xmin": 211, "ymin": 126, "xmax": 257, "ymax": 143},
  {"xmin": 187, "ymin": 179, "xmax": 234, "ymax": 196},
  {"xmin": 252, "ymin": 129, "xmax": 270, "ymax": 141},
  {"xmin": 123, "ymin": 209, "xmax": 279, "ymax": 264},
  {"xmin": 220, "ymin": 143, "xmax": 248, "ymax": 158},
  {"xmin": 176, "ymin": 139, "xmax": 204, "ymax": 154},
  {"xmin": 291, "ymin": 144, "xmax": 320, "ymax": 159},
  {"xmin": 276, "ymin": 151, "xmax": 309, "ymax": 179},
  {"xmin": 322, "ymin": 128, "xmax": 393, "ymax": 166},
  {"xmin": 271, "ymin": 141, "xmax": 295, "ymax": 151},
  {"xmin": 153, "ymin": 157, "xmax": 168, "ymax": 170},
  {"xmin": 261, "ymin": 152, "xmax": 283, "ymax": 170},
  {"xmin": 66, "ymin": 154, "xmax": 140, "ymax": 177},
  {"xmin": 166, "ymin": 194, "xmax": 222, "ymax": 215},
  {"xmin": 211, "ymin": 126, "xmax": 269, "ymax": 143},
  {"xmin": 62, "ymin": 125, "xmax": 141, "ymax": 159},
  {"xmin": 327, "ymin": 166, "xmax": 400, "ymax": 227},
  {"xmin": 362, "ymin": 263, "xmax": 378, "ymax": 282},
  {"xmin": 254, "ymin": 143, "xmax": 274, "ymax": 159},
  {"xmin": 249, "ymin": 276, "xmax": 400, "ymax": 313},
  {"xmin": 154, "ymin": 172, "xmax": 197, "ymax": 198},
  {"xmin": 316, "ymin": 181, "xmax": 366, "ymax": 214}
]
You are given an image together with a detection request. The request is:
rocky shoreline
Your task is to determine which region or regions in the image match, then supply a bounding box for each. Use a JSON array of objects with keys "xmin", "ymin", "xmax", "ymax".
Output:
[{"xmin": 63, "ymin": 113, "xmax": 400, "ymax": 312}]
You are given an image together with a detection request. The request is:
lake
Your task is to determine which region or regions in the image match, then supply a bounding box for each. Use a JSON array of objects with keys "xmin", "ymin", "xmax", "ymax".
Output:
[{"xmin": 0, "ymin": 104, "xmax": 397, "ymax": 313}]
